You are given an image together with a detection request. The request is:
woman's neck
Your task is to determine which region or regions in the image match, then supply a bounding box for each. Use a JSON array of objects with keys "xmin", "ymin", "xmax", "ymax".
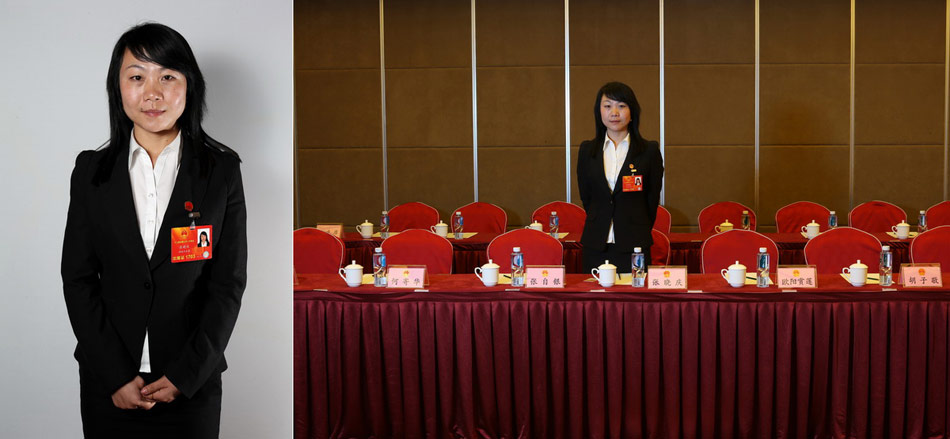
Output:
[
  {"xmin": 606, "ymin": 129, "xmax": 627, "ymax": 147},
  {"xmin": 133, "ymin": 126, "xmax": 180, "ymax": 166}
]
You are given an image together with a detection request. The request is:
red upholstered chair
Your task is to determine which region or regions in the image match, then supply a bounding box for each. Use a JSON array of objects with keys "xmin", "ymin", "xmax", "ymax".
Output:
[
  {"xmin": 804, "ymin": 227, "xmax": 883, "ymax": 275},
  {"xmin": 700, "ymin": 229, "xmax": 778, "ymax": 274},
  {"xmin": 293, "ymin": 228, "xmax": 345, "ymax": 274},
  {"xmin": 531, "ymin": 201, "xmax": 586, "ymax": 233},
  {"xmin": 380, "ymin": 229, "xmax": 454, "ymax": 274},
  {"xmin": 848, "ymin": 200, "xmax": 906, "ymax": 233},
  {"xmin": 925, "ymin": 201, "xmax": 950, "ymax": 228},
  {"xmin": 654, "ymin": 205, "xmax": 672, "ymax": 235},
  {"xmin": 774, "ymin": 201, "xmax": 832, "ymax": 233},
  {"xmin": 453, "ymin": 202, "xmax": 507, "ymax": 233},
  {"xmin": 486, "ymin": 229, "xmax": 563, "ymax": 273},
  {"xmin": 388, "ymin": 202, "xmax": 441, "ymax": 232},
  {"xmin": 698, "ymin": 201, "xmax": 757, "ymax": 233},
  {"xmin": 910, "ymin": 225, "xmax": 950, "ymax": 269},
  {"xmin": 650, "ymin": 228, "xmax": 671, "ymax": 265}
]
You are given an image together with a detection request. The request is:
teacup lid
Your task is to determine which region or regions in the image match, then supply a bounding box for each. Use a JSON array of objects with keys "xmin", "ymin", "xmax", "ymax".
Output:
[
  {"xmin": 807, "ymin": 219, "xmax": 819, "ymax": 226},
  {"xmin": 361, "ymin": 219, "xmax": 373, "ymax": 226},
  {"xmin": 344, "ymin": 260, "xmax": 362, "ymax": 270},
  {"xmin": 850, "ymin": 259, "xmax": 867, "ymax": 269},
  {"xmin": 530, "ymin": 221, "xmax": 542, "ymax": 226},
  {"xmin": 482, "ymin": 259, "xmax": 500, "ymax": 269},
  {"xmin": 729, "ymin": 260, "xmax": 746, "ymax": 270},
  {"xmin": 436, "ymin": 220, "xmax": 447, "ymax": 225},
  {"xmin": 721, "ymin": 219, "xmax": 733, "ymax": 226},
  {"xmin": 599, "ymin": 260, "xmax": 616, "ymax": 270},
  {"xmin": 898, "ymin": 220, "xmax": 909, "ymax": 226}
]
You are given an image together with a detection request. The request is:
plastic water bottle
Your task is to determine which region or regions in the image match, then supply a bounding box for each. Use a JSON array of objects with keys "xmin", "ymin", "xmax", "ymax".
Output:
[
  {"xmin": 828, "ymin": 211, "xmax": 837, "ymax": 229},
  {"xmin": 756, "ymin": 247, "xmax": 770, "ymax": 288},
  {"xmin": 453, "ymin": 211, "xmax": 464, "ymax": 239},
  {"xmin": 549, "ymin": 211, "xmax": 559, "ymax": 238},
  {"xmin": 380, "ymin": 210, "xmax": 390, "ymax": 239},
  {"xmin": 880, "ymin": 245, "xmax": 893, "ymax": 287},
  {"xmin": 510, "ymin": 246, "xmax": 524, "ymax": 287},
  {"xmin": 918, "ymin": 210, "xmax": 927, "ymax": 233},
  {"xmin": 631, "ymin": 247, "xmax": 646, "ymax": 288},
  {"xmin": 372, "ymin": 247, "xmax": 387, "ymax": 287},
  {"xmin": 741, "ymin": 211, "xmax": 751, "ymax": 230}
]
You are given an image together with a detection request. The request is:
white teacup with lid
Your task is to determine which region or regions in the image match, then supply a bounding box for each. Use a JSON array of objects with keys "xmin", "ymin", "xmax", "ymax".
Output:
[
  {"xmin": 715, "ymin": 220, "xmax": 734, "ymax": 233},
  {"xmin": 526, "ymin": 221, "xmax": 544, "ymax": 231},
  {"xmin": 431, "ymin": 221, "xmax": 449, "ymax": 237},
  {"xmin": 802, "ymin": 220, "xmax": 820, "ymax": 239},
  {"xmin": 591, "ymin": 260, "xmax": 617, "ymax": 287},
  {"xmin": 338, "ymin": 260, "xmax": 363, "ymax": 287},
  {"xmin": 721, "ymin": 260, "xmax": 746, "ymax": 288},
  {"xmin": 842, "ymin": 260, "xmax": 868, "ymax": 286},
  {"xmin": 356, "ymin": 220, "xmax": 374, "ymax": 239},
  {"xmin": 892, "ymin": 220, "xmax": 911, "ymax": 239},
  {"xmin": 475, "ymin": 259, "xmax": 500, "ymax": 286}
]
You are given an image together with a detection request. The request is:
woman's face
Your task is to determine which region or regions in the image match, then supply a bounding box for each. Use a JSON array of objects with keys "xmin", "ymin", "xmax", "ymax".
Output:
[
  {"xmin": 600, "ymin": 95, "xmax": 631, "ymax": 135},
  {"xmin": 119, "ymin": 49, "xmax": 187, "ymax": 138}
]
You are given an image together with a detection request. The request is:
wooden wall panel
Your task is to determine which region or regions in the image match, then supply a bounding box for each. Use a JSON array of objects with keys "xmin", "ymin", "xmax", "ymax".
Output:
[
  {"xmin": 760, "ymin": 145, "xmax": 851, "ymax": 225},
  {"xmin": 387, "ymin": 147, "xmax": 473, "ymax": 219},
  {"xmin": 475, "ymin": 0, "xmax": 563, "ymax": 66},
  {"xmin": 295, "ymin": 0, "xmax": 379, "ymax": 70},
  {"xmin": 569, "ymin": 0, "xmax": 659, "ymax": 66},
  {"xmin": 386, "ymin": 69, "xmax": 472, "ymax": 148},
  {"xmin": 297, "ymin": 148, "xmax": 384, "ymax": 227},
  {"xmin": 855, "ymin": 65, "xmax": 944, "ymax": 145},
  {"xmin": 296, "ymin": 70, "xmax": 382, "ymax": 148},
  {"xmin": 384, "ymin": 0, "xmax": 470, "ymax": 68},
  {"xmin": 664, "ymin": 146, "xmax": 756, "ymax": 227},
  {"xmin": 854, "ymin": 145, "xmax": 944, "ymax": 214},
  {"xmin": 665, "ymin": 65, "xmax": 755, "ymax": 146},
  {"xmin": 856, "ymin": 0, "xmax": 945, "ymax": 64},
  {"xmin": 760, "ymin": 0, "xmax": 849, "ymax": 64},
  {"xmin": 665, "ymin": 0, "xmax": 754, "ymax": 64},
  {"xmin": 477, "ymin": 146, "xmax": 565, "ymax": 226}
]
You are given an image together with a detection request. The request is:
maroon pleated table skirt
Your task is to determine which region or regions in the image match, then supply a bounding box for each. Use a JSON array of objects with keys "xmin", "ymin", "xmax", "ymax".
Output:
[{"xmin": 294, "ymin": 273, "xmax": 950, "ymax": 439}]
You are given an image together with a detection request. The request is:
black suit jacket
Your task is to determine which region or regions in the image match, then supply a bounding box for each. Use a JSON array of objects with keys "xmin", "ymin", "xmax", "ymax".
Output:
[
  {"xmin": 576, "ymin": 135, "xmax": 664, "ymax": 253},
  {"xmin": 62, "ymin": 140, "xmax": 247, "ymax": 399}
]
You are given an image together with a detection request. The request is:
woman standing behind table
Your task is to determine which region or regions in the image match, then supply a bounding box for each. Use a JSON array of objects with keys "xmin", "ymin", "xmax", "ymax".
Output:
[
  {"xmin": 62, "ymin": 23, "xmax": 246, "ymax": 438},
  {"xmin": 577, "ymin": 82, "xmax": 663, "ymax": 273}
]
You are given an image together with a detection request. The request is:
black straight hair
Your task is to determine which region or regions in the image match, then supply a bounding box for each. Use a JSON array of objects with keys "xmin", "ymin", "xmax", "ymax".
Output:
[
  {"xmin": 94, "ymin": 22, "xmax": 238, "ymax": 184},
  {"xmin": 591, "ymin": 81, "xmax": 648, "ymax": 157}
]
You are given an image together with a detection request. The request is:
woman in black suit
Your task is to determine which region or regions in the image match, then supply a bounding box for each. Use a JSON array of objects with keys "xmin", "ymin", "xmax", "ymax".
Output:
[
  {"xmin": 62, "ymin": 23, "xmax": 246, "ymax": 438},
  {"xmin": 577, "ymin": 82, "xmax": 664, "ymax": 273}
]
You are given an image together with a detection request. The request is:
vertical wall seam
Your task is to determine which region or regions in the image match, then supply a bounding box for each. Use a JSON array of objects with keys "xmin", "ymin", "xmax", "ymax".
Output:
[
  {"xmin": 659, "ymin": 0, "xmax": 666, "ymax": 207},
  {"xmin": 565, "ymin": 0, "xmax": 571, "ymax": 203},
  {"xmin": 754, "ymin": 0, "xmax": 761, "ymax": 216},
  {"xmin": 472, "ymin": 0, "xmax": 479, "ymax": 201},
  {"xmin": 945, "ymin": 0, "xmax": 949, "ymax": 200},
  {"xmin": 293, "ymin": 77, "xmax": 300, "ymax": 227},
  {"xmin": 379, "ymin": 0, "xmax": 389, "ymax": 210},
  {"xmin": 849, "ymin": 0, "xmax": 856, "ymax": 210}
]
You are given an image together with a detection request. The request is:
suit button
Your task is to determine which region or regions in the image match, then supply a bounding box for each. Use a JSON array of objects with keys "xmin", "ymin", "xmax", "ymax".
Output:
[{"xmin": 144, "ymin": 282, "xmax": 152, "ymax": 290}]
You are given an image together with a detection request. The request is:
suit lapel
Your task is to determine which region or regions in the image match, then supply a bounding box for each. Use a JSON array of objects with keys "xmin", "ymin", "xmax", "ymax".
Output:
[
  {"xmin": 593, "ymin": 138, "xmax": 614, "ymax": 196},
  {"xmin": 611, "ymin": 138, "xmax": 638, "ymax": 196},
  {"xmin": 107, "ymin": 146, "xmax": 150, "ymax": 266},
  {"xmin": 149, "ymin": 139, "xmax": 211, "ymax": 270}
]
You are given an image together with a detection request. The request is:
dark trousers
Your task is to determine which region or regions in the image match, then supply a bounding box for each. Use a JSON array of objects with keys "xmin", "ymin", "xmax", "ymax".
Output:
[
  {"xmin": 80, "ymin": 367, "xmax": 222, "ymax": 439},
  {"xmin": 583, "ymin": 243, "xmax": 652, "ymax": 274}
]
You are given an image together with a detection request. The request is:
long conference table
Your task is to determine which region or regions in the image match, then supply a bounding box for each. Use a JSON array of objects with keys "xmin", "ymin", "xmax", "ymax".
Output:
[
  {"xmin": 295, "ymin": 272, "xmax": 950, "ymax": 439},
  {"xmin": 340, "ymin": 231, "xmax": 912, "ymax": 274}
]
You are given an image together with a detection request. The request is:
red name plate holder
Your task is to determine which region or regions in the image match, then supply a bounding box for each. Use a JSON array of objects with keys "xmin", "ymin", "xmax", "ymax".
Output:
[
  {"xmin": 647, "ymin": 266, "xmax": 688, "ymax": 290},
  {"xmin": 900, "ymin": 263, "xmax": 943, "ymax": 288},
  {"xmin": 524, "ymin": 265, "xmax": 566, "ymax": 288},
  {"xmin": 386, "ymin": 265, "xmax": 429, "ymax": 288},
  {"xmin": 777, "ymin": 265, "xmax": 818, "ymax": 289}
]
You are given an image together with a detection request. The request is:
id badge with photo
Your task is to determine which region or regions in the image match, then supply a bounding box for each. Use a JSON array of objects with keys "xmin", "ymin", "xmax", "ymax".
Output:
[
  {"xmin": 622, "ymin": 174, "xmax": 643, "ymax": 192},
  {"xmin": 171, "ymin": 225, "xmax": 213, "ymax": 263}
]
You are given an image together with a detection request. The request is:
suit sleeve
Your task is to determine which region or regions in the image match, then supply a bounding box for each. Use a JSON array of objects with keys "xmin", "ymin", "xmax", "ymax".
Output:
[
  {"xmin": 646, "ymin": 143, "xmax": 664, "ymax": 227},
  {"xmin": 62, "ymin": 151, "xmax": 139, "ymax": 393},
  {"xmin": 577, "ymin": 142, "xmax": 591, "ymax": 211},
  {"xmin": 165, "ymin": 161, "xmax": 248, "ymax": 398}
]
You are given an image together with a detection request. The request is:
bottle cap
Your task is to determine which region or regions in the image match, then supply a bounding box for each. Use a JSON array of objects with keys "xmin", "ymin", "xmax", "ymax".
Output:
[
  {"xmin": 375, "ymin": 247, "xmax": 382, "ymax": 253},
  {"xmin": 513, "ymin": 247, "xmax": 521, "ymax": 252},
  {"xmin": 634, "ymin": 247, "xmax": 642, "ymax": 253},
  {"xmin": 759, "ymin": 247, "xmax": 766, "ymax": 252},
  {"xmin": 382, "ymin": 210, "xmax": 388, "ymax": 214},
  {"xmin": 830, "ymin": 210, "xmax": 836, "ymax": 214},
  {"xmin": 921, "ymin": 210, "xmax": 926, "ymax": 214},
  {"xmin": 743, "ymin": 210, "xmax": 749, "ymax": 214},
  {"xmin": 456, "ymin": 212, "xmax": 461, "ymax": 216},
  {"xmin": 551, "ymin": 211, "xmax": 557, "ymax": 215},
  {"xmin": 882, "ymin": 245, "xmax": 890, "ymax": 251}
]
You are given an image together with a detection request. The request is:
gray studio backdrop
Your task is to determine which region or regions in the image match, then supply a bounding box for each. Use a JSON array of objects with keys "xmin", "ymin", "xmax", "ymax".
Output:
[{"xmin": 0, "ymin": 1, "xmax": 293, "ymax": 437}]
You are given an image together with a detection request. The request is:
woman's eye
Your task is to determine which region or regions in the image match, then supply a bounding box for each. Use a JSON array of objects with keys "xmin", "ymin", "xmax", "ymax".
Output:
[
  {"xmin": 130, "ymin": 75, "xmax": 142, "ymax": 81},
  {"xmin": 162, "ymin": 75, "xmax": 175, "ymax": 81}
]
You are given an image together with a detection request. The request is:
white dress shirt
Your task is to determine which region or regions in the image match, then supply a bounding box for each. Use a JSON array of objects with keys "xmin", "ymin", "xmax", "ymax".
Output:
[
  {"xmin": 128, "ymin": 130, "xmax": 182, "ymax": 373},
  {"xmin": 603, "ymin": 133, "xmax": 630, "ymax": 244}
]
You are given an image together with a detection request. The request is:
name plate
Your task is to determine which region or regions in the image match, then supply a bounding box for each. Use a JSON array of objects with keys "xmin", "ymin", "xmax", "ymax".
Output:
[
  {"xmin": 524, "ymin": 265, "xmax": 565, "ymax": 288},
  {"xmin": 316, "ymin": 223, "xmax": 343, "ymax": 238},
  {"xmin": 647, "ymin": 266, "xmax": 688, "ymax": 289},
  {"xmin": 900, "ymin": 264, "xmax": 943, "ymax": 288},
  {"xmin": 776, "ymin": 265, "xmax": 817, "ymax": 288},
  {"xmin": 386, "ymin": 265, "xmax": 429, "ymax": 288}
]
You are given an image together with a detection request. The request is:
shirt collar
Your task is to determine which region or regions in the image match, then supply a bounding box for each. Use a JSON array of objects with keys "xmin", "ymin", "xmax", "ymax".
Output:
[
  {"xmin": 129, "ymin": 130, "xmax": 182, "ymax": 169},
  {"xmin": 603, "ymin": 133, "xmax": 630, "ymax": 151}
]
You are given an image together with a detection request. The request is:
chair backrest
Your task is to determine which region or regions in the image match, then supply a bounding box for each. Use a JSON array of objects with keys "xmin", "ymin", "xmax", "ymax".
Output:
[
  {"xmin": 650, "ymin": 228, "xmax": 671, "ymax": 265},
  {"xmin": 531, "ymin": 201, "xmax": 586, "ymax": 233},
  {"xmin": 654, "ymin": 205, "xmax": 672, "ymax": 234},
  {"xmin": 774, "ymin": 201, "xmax": 832, "ymax": 233},
  {"xmin": 486, "ymin": 229, "xmax": 564, "ymax": 273},
  {"xmin": 926, "ymin": 201, "xmax": 950, "ymax": 228},
  {"xmin": 380, "ymin": 229, "xmax": 454, "ymax": 274},
  {"xmin": 910, "ymin": 225, "xmax": 950, "ymax": 269},
  {"xmin": 453, "ymin": 201, "xmax": 507, "ymax": 234},
  {"xmin": 700, "ymin": 229, "xmax": 779, "ymax": 274},
  {"xmin": 698, "ymin": 201, "xmax": 757, "ymax": 233},
  {"xmin": 849, "ymin": 200, "xmax": 906, "ymax": 233},
  {"xmin": 293, "ymin": 228, "xmax": 345, "ymax": 274},
  {"xmin": 388, "ymin": 202, "xmax": 441, "ymax": 232},
  {"xmin": 803, "ymin": 227, "xmax": 882, "ymax": 275}
]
